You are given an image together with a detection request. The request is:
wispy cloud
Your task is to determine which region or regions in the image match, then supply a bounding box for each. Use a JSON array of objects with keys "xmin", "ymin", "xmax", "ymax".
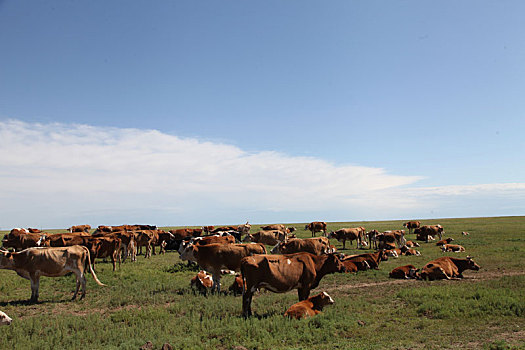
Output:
[{"xmin": 0, "ymin": 119, "xmax": 523, "ymax": 228}]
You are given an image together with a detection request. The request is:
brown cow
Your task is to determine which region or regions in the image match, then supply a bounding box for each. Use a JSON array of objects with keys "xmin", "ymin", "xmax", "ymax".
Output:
[
  {"xmin": 0, "ymin": 246, "xmax": 105, "ymax": 302},
  {"xmin": 343, "ymin": 250, "xmax": 389, "ymax": 269},
  {"xmin": 419, "ymin": 256, "xmax": 480, "ymax": 280},
  {"xmin": 402, "ymin": 221, "xmax": 420, "ymax": 234},
  {"xmin": 179, "ymin": 243, "xmax": 267, "ymax": 293},
  {"xmin": 342, "ymin": 259, "xmax": 369, "ymax": 272},
  {"xmin": 327, "ymin": 227, "xmax": 366, "ymax": 249},
  {"xmin": 68, "ymin": 225, "xmax": 91, "ymax": 233},
  {"xmin": 377, "ymin": 230, "xmax": 406, "ymax": 248},
  {"xmin": 284, "ymin": 292, "xmax": 335, "ymax": 320},
  {"xmin": 260, "ymin": 224, "xmax": 286, "ymax": 232},
  {"xmin": 229, "ymin": 274, "xmax": 244, "ymax": 296},
  {"xmin": 270, "ymin": 237, "xmax": 330, "ymax": 256},
  {"xmin": 389, "ymin": 265, "xmax": 419, "ymax": 279},
  {"xmin": 91, "ymin": 236, "xmax": 122, "ymax": 271},
  {"xmin": 304, "ymin": 221, "xmax": 327, "ymax": 237},
  {"xmin": 405, "ymin": 240, "xmax": 420, "ymax": 248},
  {"xmin": 0, "ymin": 310, "xmax": 12, "ymax": 326},
  {"xmin": 441, "ymin": 244, "xmax": 466, "ymax": 253},
  {"xmin": 242, "ymin": 230, "xmax": 286, "ymax": 246},
  {"xmin": 415, "ymin": 225, "xmax": 444, "ymax": 242},
  {"xmin": 400, "ymin": 245, "xmax": 421, "ymax": 256},
  {"xmin": 436, "ymin": 238, "xmax": 454, "ymax": 246},
  {"xmin": 190, "ymin": 270, "xmax": 214, "ymax": 295},
  {"xmin": 2, "ymin": 230, "xmax": 42, "ymax": 251},
  {"xmin": 241, "ymin": 253, "xmax": 345, "ymax": 317}
]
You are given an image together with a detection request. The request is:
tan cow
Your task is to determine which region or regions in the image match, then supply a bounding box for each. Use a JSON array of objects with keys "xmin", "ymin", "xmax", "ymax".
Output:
[
  {"xmin": 242, "ymin": 230, "xmax": 286, "ymax": 246},
  {"xmin": 229, "ymin": 274, "xmax": 244, "ymax": 296},
  {"xmin": 0, "ymin": 246, "xmax": 105, "ymax": 302},
  {"xmin": 389, "ymin": 265, "xmax": 419, "ymax": 279},
  {"xmin": 402, "ymin": 221, "xmax": 420, "ymax": 234},
  {"xmin": 0, "ymin": 310, "xmax": 12, "ymax": 326},
  {"xmin": 441, "ymin": 244, "xmax": 466, "ymax": 253},
  {"xmin": 436, "ymin": 238, "xmax": 454, "ymax": 246},
  {"xmin": 304, "ymin": 221, "xmax": 327, "ymax": 237},
  {"xmin": 415, "ymin": 225, "xmax": 444, "ymax": 242},
  {"xmin": 2, "ymin": 230, "xmax": 42, "ymax": 251},
  {"xmin": 68, "ymin": 225, "xmax": 91, "ymax": 233},
  {"xmin": 241, "ymin": 253, "xmax": 345, "ymax": 317},
  {"xmin": 327, "ymin": 227, "xmax": 367, "ymax": 249},
  {"xmin": 342, "ymin": 250, "xmax": 389, "ymax": 269},
  {"xmin": 260, "ymin": 224, "xmax": 286, "ymax": 232},
  {"xmin": 419, "ymin": 256, "xmax": 480, "ymax": 280},
  {"xmin": 270, "ymin": 237, "xmax": 330, "ymax": 256},
  {"xmin": 284, "ymin": 292, "xmax": 335, "ymax": 320},
  {"xmin": 179, "ymin": 243, "xmax": 267, "ymax": 293}
]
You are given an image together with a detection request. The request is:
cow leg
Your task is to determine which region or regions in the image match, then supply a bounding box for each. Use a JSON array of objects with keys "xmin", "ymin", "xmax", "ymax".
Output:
[
  {"xmin": 342, "ymin": 240, "xmax": 346, "ymax": 250},
  {"xmin": 298, "ymin": 288, "xmax": 310, "ymax": 301},
  {"xmin": 30, "ymin": 275, "xmax": 40, "ymax": 303},
  {"xmin": 212, "ymin": 274, "xmax": 221, "ymax": 294},
  {"xmin": 72, "ymin": 271, "xmax": 82, "ymax": 300},
  {"xmin": 242, "ymin": 290, "xmax": 253, "ymax": 318},
  {"xmin": 79, "ymin": 271, "xmax": 87, "ymax": 300}
]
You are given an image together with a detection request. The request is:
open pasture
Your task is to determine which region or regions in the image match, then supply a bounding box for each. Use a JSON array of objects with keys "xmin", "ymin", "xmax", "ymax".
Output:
[{"xmin": 1, "ymin": 216, "xmax": 524, "ymax": 349}]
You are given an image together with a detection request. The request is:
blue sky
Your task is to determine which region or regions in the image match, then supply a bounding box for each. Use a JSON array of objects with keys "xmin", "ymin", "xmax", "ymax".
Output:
[{"xmin": 0, "ymin": 1, "xmax": 524, "ymax": 228}]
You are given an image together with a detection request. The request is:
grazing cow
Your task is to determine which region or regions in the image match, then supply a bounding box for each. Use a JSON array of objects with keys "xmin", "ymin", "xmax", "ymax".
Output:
[
  {"xmin": 91, "ymin": 236, "xmax": 122, "ymax": 271},
  {"xmin": 304, "ymin": 221, "xmax": 327, "ymax": 237},
  {"xmin": 242, "ymin": 230, "xmax": 286, "ymax": 246},
  {"xmin": 327, "ymin": 228, "xmax": 366, "ymax": 249},
  {"xmin": 284, "ymin": 292, "xmax": 335, "ymax": 320},
  {"xmin": 241, "ymin": 253, "xmax": 345, "ymax": 317},
  {"xmin": 402, "ymin": 221, "xmax": 421, "ymax": 234},
  {"xmin": 441, "ymin": 244, "xmax": 466, "ymax": 253},
  {"xmin": 270, "ymin": 237, "xmax": 330, "ymax": 256},
  {"xmin": 415, "ymin": 225, "xmax": 444, "ymax": 242},
  {"xmin": 179, "ymin": 243, "xmax": 267, "ymax": 293},
  {"xmin": 0, "ymin": 246, "xmax": 105, "ymax": 302},
  {"xmin": 436, "ymin": 238, "xmax": 454, "ymax": 246},
  {"xmin": 260, "ymin": 224, "xmax": 286, "ymax": 232},
  {"xmin": 389, "ymin": 265, "xmax": 419, "ymax": 279},
  {"xmin": 68, "ymin": 225, "xmax": 91, "ymax": 233},
  {"xmin": 0, "ymin": 311, "xmax": 13, "ymax": 326},
  {"xmin": 229, "ymin": 274, "xmax": 244, "ymax": 296},
  {"xmin": 419, "ymin": 256, "xmax": 480, "ymax": 280},
  {"xmin": 2, "ymin": 230, "xmax": 42, "ymax": 251},
  {"xmin": 190, "ymin": 270, "xmax": 214, "ymax": 295},
  {"xmin": 405, "ymin": 240, "xmax": 420, "ymax": 248},
  {"xmin": 343, "ymin": 250, "xmax": 389, "ymax": 269},
  {"xmin": 0, "ymin": 310, "xmax": 12, "ymax": 326}
]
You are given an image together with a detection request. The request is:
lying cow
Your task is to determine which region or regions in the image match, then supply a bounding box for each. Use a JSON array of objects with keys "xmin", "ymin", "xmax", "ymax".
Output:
[
  {"xmin": 180, "ymin": 243, "xmax": 266, "ymax": 293},
  {"xmin": 419, "ymin": 256, "xmax": 480, "ymax": 280},
  {"xmin": 441, "ymin": 244, "xmax": 466, "ymax": 253},
  {"xmin": 436, "ymin": 238, "xmax": 454, "ymax": 246},
  {"xmin": 284, "ymin": 292, "xmax": 335, "ymax": 320},
  {"xmin": 190, "ymin": 270, "xmax": 214, "ymax": 295},
  {"xmin": 389, "ymin": 265, "xmax": 419, "ymax": 279},
  {"xmin": 0, "ymin": 310, "xmax": 12, "ymax": 326},
  {"xmin": 343, "ymin": 250, "xmax": 389, "ymax": 269},
  {"xmin": 342, "ymin": 259, "xmax": 370, "ymax": 272},
  {"xmin": 0, "ymin": 246, "xmax": 105, "ymax": 302},
  {"xmin": 270, "ymin": 237, "xmax": 330, "ymax": 256},
  {"xmin": 405, "ymin": 240, "xmax": 420, "ymax": 248},
  {"xmin": 241, "ymin": 252, "xmax": 345, "ymax": 317}
]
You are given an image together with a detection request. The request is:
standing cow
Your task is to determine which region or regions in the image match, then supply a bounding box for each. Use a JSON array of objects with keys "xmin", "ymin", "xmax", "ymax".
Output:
[{"xmin": 304, "ymin": 222, "xmax": 327, "ymax": 237}]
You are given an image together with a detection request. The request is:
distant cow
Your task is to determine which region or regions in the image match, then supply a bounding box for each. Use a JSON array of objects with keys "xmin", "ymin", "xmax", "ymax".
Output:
[
  {"xmin": 69, "ymin": 225, "xmax": 91, "ymax": 233},
  {"xmin": 402, "ymin": 221, "xmax": 420, "ymax": 234},
  {"xmin": 436, "ymin": 238, "xmax": 454, "ymax": 246},
  {"xmin": 2, "ymin": 230, "xmax": 42, "ymax": 251},
  {"xmin": 343, "ymin": 250, "xmax": 389, "ymax": 270},
  {"xmin": 0, "ymin": 246, "xmax": 105, "ymax": 302},
  {"xmin": 400, "ymin": 245, "xmax": 421, "ymax": 256},
  {"xmin": 0, "ymin": 310, "xmax": 12, "ymax": 326},
  {"xmin": 304, "ymin": 221, "xmax": 327, "ymax": 237},
  {"xmin": 229, "ymin": 274, "xmax": 244, "ymax": 296},
  {"xmin": 260, "ymin": 224, "xmax": 286, "ymax": 232},
  {"xmin": 405, "ymin": 240, "xmax": 420, "ymax": 248},
  {"xmin": 441, "ymin": 244, "xmax": 466, "ymax": 253},
  {"xmin": 415, "ymin": 225, "xmax": 444, "ymax": 242},
  {"xmin": 241, "ymin": 253, "xmax": 345, "ymax": 317},
  {"xmin": 242, "ymin": 230, "xmax": 286, "ymax": 246},
  {"xmin": 284, "ymin": 292, "xmax": 335, "ymax": 320},
  {"xmin": 420, "ymin": 256, "xmax": 480, "ymax": 280},
  {"xmin": 327, "ymin": 227, "xmax": 366, "ymax": 249},
  {"xmin": 389, "ymin": 265, "xmax": 419, "ymax": 279},
  {"xmin": 270, "ymin": 237, "xmax": 330, "ymax": 256}
]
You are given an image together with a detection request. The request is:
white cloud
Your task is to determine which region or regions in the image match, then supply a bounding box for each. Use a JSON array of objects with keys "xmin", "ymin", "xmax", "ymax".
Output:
[{"xmin": 0, "ymin": 119, "xmax": 523, "ymax": 229}]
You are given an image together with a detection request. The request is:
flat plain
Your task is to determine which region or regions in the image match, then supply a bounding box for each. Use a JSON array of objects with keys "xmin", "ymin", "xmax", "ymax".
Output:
[{"xmin": 0, "ymin": 216, "xmax": 524, "ymax": 349}]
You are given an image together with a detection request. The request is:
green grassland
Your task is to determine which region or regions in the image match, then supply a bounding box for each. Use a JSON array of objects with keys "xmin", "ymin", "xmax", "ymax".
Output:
[{"xmin": 1, "ymin": 216, "xmax": 524, "ymax": 349}]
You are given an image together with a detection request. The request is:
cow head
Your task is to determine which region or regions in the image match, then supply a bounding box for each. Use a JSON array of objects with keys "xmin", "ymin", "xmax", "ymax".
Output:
[
  {"xmin": 270, "ymin": 242, "xmax": 284, "ymax": 254},
  {"xmin": 0, "ymin": 250, "xmax": 15, "ymax": 269},
  {"xmin": 310, "ymin": 292, "xmax": 335, "ymax": 310},
  {"xmin": 465, "ymin": 256, "xmax": 481, "ymax": 271},
  {"xmin": 179, "ymin": 244, "xmax": 197, "ymax": 262},
  {"xmin": 321, "ymin": 253, "xmax": 346, "ymax": 274}
]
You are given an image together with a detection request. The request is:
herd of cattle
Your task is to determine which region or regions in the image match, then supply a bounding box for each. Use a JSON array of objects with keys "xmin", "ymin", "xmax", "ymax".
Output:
[{"xmin": 0, "ymin": 220, "xmax": 479, "ymax": 322}]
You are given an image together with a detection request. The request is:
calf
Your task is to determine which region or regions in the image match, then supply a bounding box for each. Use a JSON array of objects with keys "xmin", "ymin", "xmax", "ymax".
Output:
[
  {"xmin": 441, "ymin": 244, "xmax": 465, "ymax": 253},
  {"xmin": 284, "ymin": 292, "xmax": 335, "ymax": 320},
  {"xmin": 0, "ymin": 310, "xmax": 12, "ymax": 326},
  {"xmin": 389, "ymin": 265, "xmax": 419, "ymax": 279},
  {"xmin": 405, "ymin": 241, "xmax": 420, "ymax": 248},
  {"xmin": 228, "ymin": 274, "xmax": 244, "ymax": 296},
  {"xmin": 436, "ymin": 238, "xmax": 454, "ymax": 246},
  {"xmin": 190, "ymin": 270, "xmax": 214, "ymax": 295}
]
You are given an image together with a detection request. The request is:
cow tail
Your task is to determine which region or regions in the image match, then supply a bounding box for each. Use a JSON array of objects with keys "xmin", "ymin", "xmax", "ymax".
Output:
[{"xmin": 83, "ymin": 246, "xmax": 106, "ymax": 286}]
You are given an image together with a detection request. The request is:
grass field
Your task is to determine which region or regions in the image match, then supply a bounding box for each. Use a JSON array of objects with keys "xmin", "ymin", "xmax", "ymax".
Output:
[{"xmin": 1, "ymin": 216, "xmax": 524, "ymax": 349}]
